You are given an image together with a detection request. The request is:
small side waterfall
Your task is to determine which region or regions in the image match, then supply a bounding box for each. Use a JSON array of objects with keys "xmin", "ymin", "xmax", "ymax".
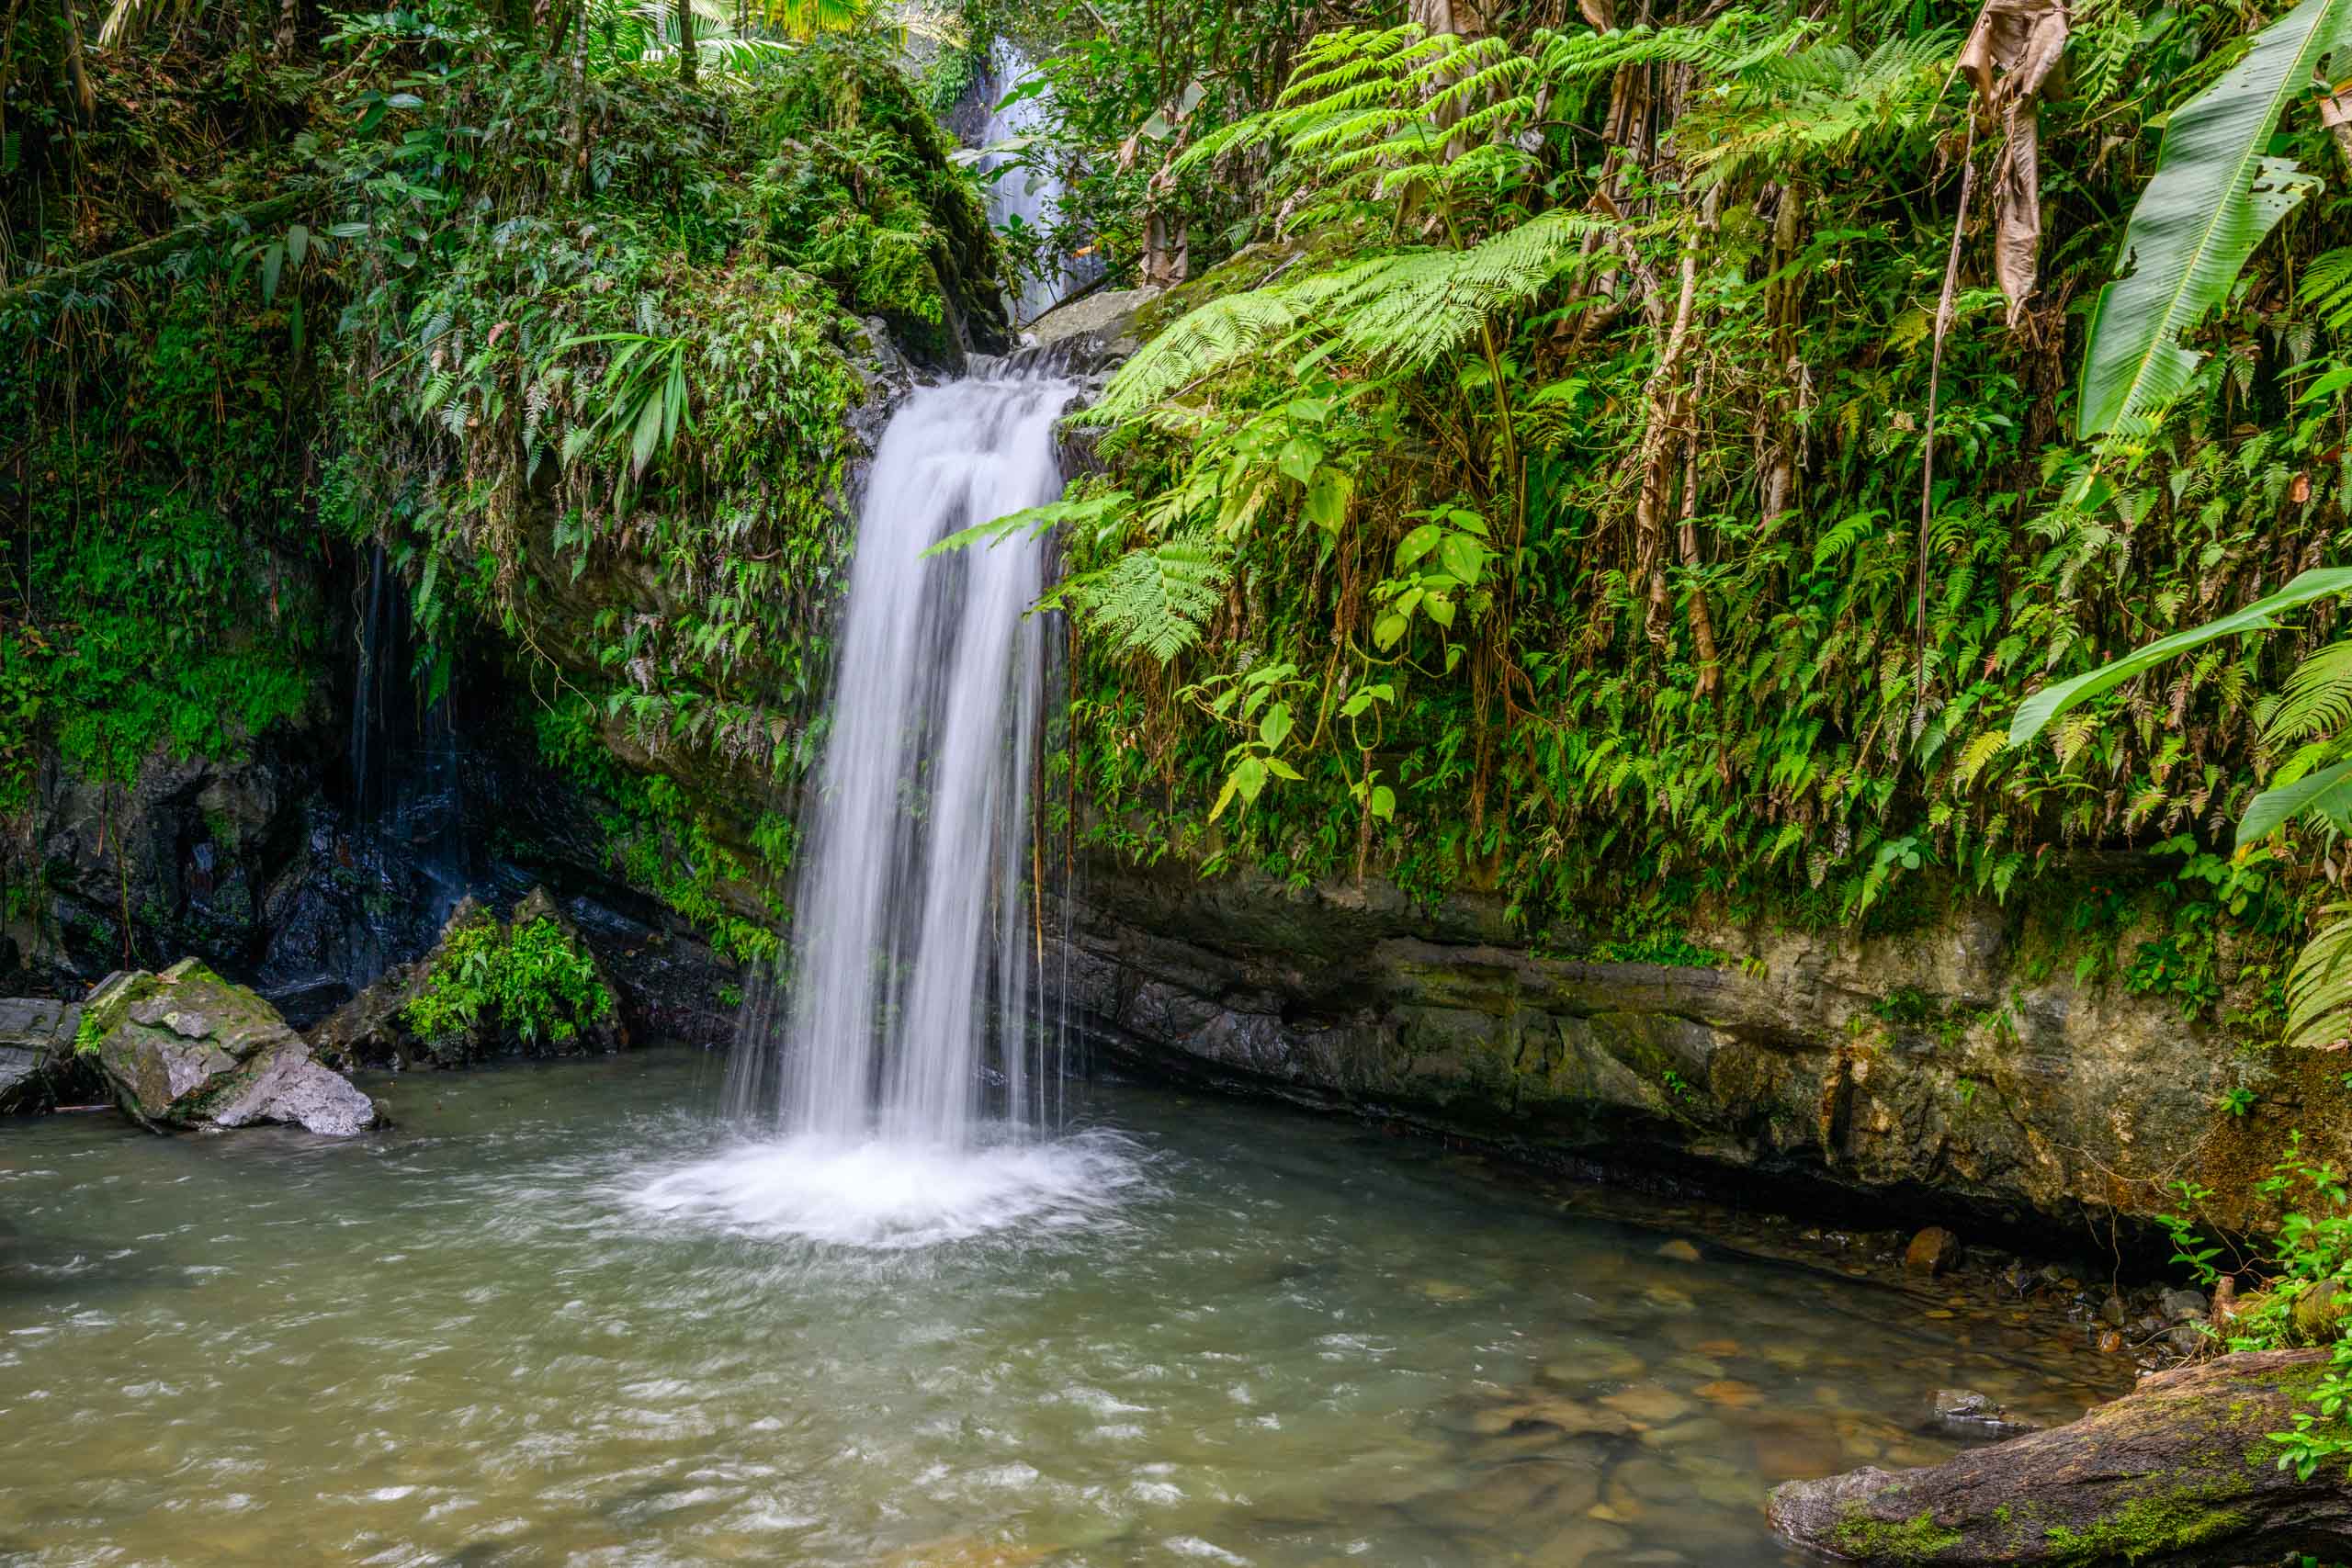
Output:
[
  {"xmin": 722, "ymin": 368, "xmax": 1074, "ymax": 1147},
  {"xmin": 978, "ymin": 43, "xmax": 1103, "ymax": 327}
]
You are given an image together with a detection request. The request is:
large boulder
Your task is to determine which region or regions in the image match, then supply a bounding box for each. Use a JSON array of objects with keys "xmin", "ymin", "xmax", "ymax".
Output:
[
  {"xmin": 0, "ymin": 996, "xmax": 100, "ymax": 1114},
  {"xmin": 81, "ymin": 960, "xmax": 379, "ymax": 1135},
  {"xmin": 311, "ymin": 888, "xmax": 628, "ymax": 1069},
  {"xmin": 1767, "ymin": 1350, "xmax": 2351, "ymax": 1564}
]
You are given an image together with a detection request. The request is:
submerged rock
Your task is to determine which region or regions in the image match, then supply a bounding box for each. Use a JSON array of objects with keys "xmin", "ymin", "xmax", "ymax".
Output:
[
  {"xmin": 1904, "ymin": 1226, "xmax": 1961, "ymax": 1277},
  {"xmin": 1929, "ymin": 1387, "xmax": 2038, "ymax": 1439},
  {"xmin": 1770, "ymin": 1350, "xmax": 2350, "ymax": 1564},
  {"xmin": 82, "ymin": 960, "xmax": 379, "ymax": 1135}
]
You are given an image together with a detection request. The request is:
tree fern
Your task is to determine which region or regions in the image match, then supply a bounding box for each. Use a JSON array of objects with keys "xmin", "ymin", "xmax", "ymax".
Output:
[{"xmin": 1092, "ymin": 209, "xmax": 1611, "ymax": 418}]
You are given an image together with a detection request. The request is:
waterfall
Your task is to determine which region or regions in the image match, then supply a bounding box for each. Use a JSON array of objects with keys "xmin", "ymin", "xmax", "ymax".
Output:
[
  {"xmin": 978, "ymin": 43, "xmax": 1103, "ymax": 327},
  {"xmin": 722, "ymin": 367, "xmax": 1075, "ymax": 1148}
]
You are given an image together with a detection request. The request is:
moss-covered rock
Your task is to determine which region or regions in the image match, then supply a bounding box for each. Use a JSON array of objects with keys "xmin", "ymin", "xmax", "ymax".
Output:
[
  {"xmin": 82, "ymin": 960, "xmax": 379, "ymax": 1135},
  {"xmin": 1767, "ymin": 1351, "xmax": 2348, "ymax": 1565}
]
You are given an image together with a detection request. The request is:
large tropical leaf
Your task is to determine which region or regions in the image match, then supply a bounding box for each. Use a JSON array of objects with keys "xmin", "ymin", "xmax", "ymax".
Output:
[
  {"xmin": 2009, "ymin": 568, "xmax": 2352, "ymax": 746},
  {"xmin": 2075, "ymin": 0, "xmax": 2352, "ymax": 441},
  {"xmin": 2239, "ymin": 756, "xmax": 2352, "ymax": 844}
]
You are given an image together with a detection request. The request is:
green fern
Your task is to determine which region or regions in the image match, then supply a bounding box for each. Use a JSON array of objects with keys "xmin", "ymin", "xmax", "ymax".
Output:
[
  {"xmin": 1070, "ymin": 537, "xmax": 1233, "ymax": 663},
  {"xmin": 2284, "ymin": 900, "xmax": 2352, "ymax": 1049},
  {"xmin": 1095, "ymin": 209, "xmax": 1610, "ymax": 419},
  {"xmin": 2265, "ymin": 638, "xmax": 2352, "ymax": 746},
  {"xmin": 2301, "ymin": 246, "xmax": 2352, "ymax": 333}
]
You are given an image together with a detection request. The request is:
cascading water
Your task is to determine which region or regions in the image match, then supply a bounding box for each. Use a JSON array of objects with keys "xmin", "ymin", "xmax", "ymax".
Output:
[
  {"xmin": 978, "ymin": 43, "xmax": 1103, "ymax": 327},
  {"xmin": 637, "ymin": 367, "xmax": 1140, "ymax": 1247}
]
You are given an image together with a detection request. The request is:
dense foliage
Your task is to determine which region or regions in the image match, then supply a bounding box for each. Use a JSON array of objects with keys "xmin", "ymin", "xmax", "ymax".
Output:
[
  {"xmin": 403, "ymin": 908, "xmax": 615, "ymax": 1050},
  {"xmin": 1, "ymin": 0, "xmax": 1005, "ymax": 945},
  {"xmin": 985, "ymin": 2, "xmax": 2352, "ymax": 1045}
]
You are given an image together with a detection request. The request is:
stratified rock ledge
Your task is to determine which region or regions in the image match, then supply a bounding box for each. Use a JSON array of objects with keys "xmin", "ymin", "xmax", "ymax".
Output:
[{"xmin": 1767, "ymin": 1350, "xmax": 2350, "ymax": 1564}]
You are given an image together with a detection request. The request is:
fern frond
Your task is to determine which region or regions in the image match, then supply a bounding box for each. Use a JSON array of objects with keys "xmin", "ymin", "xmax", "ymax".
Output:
[
  {"xmin": 2301, "ymin": 246, "xmax": 2352, "ymax": 333},
  {"xmin": 2283, "ymin": 900, "xmax": 2352, "ymax": 1050},
  {"xmin": 1075, "ymin": 536, "xmax": 1233, "ymax": 662},
  {"xmin": 2264, "ymin": 637, "xmax": 2352, "ymax": 745}
]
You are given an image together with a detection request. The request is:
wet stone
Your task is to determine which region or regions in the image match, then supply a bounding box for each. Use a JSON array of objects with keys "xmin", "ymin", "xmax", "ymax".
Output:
[{"xmin": 1600, "ymin": 1385, "xmax": 1693, "ymax": 1425}]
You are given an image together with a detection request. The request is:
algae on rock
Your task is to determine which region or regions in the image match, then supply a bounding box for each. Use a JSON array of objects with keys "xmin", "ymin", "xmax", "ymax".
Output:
[{"xmin": 81, "ymin": 960, "xmax": 379, "ymax": 1135}]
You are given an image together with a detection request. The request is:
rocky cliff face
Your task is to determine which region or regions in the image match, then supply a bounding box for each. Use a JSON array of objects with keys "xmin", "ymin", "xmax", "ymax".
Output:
[{"xmin": 1055, "ymin": 856, "xmax": 2335, "ymax": 1235}]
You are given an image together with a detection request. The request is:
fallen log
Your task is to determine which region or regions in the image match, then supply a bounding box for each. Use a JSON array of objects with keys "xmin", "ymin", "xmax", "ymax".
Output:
[{"xmin": 1767, "ymin": 1349, "xmax": 2351, "ymax": 1564}]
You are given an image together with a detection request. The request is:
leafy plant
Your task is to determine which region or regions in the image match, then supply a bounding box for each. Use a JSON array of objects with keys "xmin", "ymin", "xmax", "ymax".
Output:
[
  {"xmin": 402, "ymin": 912, "xmax": 615, "ymax": 1053},
  {"xmin": 2162, "ymin": 1138, "xmax": 2352, "ymax": 1482},
  {"xmin": 2075, "ymin": 0, "xmax": 2352, "ymax": 448}
]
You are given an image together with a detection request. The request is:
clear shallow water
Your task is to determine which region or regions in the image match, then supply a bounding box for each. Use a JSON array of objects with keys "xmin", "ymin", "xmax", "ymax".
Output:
[{"xmin": 0, "ymin": 1054, "xmax": 2126, "ymax": 1566}]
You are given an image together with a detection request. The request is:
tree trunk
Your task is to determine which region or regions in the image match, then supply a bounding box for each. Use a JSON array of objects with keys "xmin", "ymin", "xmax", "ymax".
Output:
[
  {"xmin": 61, "ymin": 0, "xmax": 97, "ymax": 118},
  {"xmin": 1633, "ymin": 241, "xmax": 1698, "ymax": 652},
  {"xmin": 676, "ymin": 0, "xmax": 696, "ymax": 88},
  {"xmin": 1408, "ymin": 0, "xmax": 1487, "ymax": 35},
  {"xmin": 1769, "ymin": 1351, "xmax": 2352, "ymax": 1565}
]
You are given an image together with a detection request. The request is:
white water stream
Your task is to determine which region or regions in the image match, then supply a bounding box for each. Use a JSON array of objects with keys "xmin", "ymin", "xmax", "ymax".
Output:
[
  {"xmin": 656, "ymin": 368, "xmax": 1114, "ymax": 1247},
  {"xmin": 978, "ymin": 42, "xmax": 1102, "ymax": 326}
]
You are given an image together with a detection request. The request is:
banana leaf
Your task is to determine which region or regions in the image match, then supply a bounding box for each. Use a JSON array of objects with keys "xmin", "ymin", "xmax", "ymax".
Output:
[
  {"xmin": 2009, "ymin": 568, "xmax": 2352, "ymax": 746},
  {"xmin": 2075, "ymin": 0, "xmax": 2352, "ymax": 440}
]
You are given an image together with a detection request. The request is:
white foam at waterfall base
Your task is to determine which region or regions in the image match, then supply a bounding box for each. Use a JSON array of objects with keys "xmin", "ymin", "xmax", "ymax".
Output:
[{"xmin": 628, "ymin": 1129, "xmax": 1146, "ymax": 1250}]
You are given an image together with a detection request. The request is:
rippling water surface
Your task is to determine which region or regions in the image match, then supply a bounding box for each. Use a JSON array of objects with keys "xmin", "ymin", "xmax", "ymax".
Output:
[{"xmin": 0, "ymin": 1053, "xmax": 2127, "ymax": 1566}]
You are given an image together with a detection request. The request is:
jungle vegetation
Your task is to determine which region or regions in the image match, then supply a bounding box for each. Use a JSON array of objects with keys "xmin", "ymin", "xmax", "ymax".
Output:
[{"xmin": 10, "ymin": 0, "xmax": 2352, "ymax": 1047}]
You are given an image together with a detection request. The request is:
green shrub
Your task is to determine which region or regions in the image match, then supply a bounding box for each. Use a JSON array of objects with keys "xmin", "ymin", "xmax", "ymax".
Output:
[
  {"xmin": 402, "ymin": 912, "xmax": 614, "ymax": 1053},
  {"xmin": 2163, "ymin": 1135, "xmax": 2352, "ymax": 1482}
]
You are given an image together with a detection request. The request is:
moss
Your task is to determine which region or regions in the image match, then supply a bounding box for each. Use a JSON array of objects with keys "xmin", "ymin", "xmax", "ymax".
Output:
[
  {"xmin": 2039, "ymin": 1489, "xmax": 2252, "ymax": 1566},
  {"xmin": 1830, "ymin": 1506, "xmax": 1962, "ymax": 1562}
]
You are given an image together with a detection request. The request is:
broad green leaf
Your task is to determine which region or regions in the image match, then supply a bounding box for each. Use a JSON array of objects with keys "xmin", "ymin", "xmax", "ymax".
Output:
[
  {"xmin": 2238, "ymin": 756, "xmax": 2352, "ymax": 844},
  {"xmin": 1234, "ymin": 756, "xmax": 1269, "ymax": 804},
  {"xmin": 1260, "ymin": 701, "xmax": 1294, "ymax": 750},
  {"xmin": 2076, "ymin": 0, "xmax": 2352, "ymax": 440},
  {"xmin": 1425, "ymin": 592, "xmax": 1455, "ymax": 629},
  {"xmin": 1369, "ymin": 784, "xmax": 1396, "ymax": 820},
  {"xmin": 1304, "ymin": 468, "xmax": 1351, "ymax": 532},
  {"xmin": 1439, "ymin": 532, "xmax": 1485, "ymax": 587},
  {"xmin": 2010, "ymin": 568, "xmax": 2352, "ymax": 745},
  {"xmin": 261, "ymin": 242, "xmax": 284, "ymax": 302},
  {"xmin": 1277, "ymin": 436, "xmax": 1323, "ymax": 483},
  {"xmin": 1374, "ymin": 611, "xmax": 1408, "ymax": 649},
  {"xmin": 1264, "ymin": 757, "xmax": 1304, "ymax": 781},
  {"xmin": 1396, "ymin": 523, "xmax": 1442, "ymax": 567},
  {"xmin": 630, "ymin": 390, "xmax": 665, "ymax": 475}
]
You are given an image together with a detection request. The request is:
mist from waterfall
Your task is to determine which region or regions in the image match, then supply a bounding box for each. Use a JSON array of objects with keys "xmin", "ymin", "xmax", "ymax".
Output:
[{"xmin": 718, "ymin": 368, "xmax": 1075, "ymax": 1158}]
